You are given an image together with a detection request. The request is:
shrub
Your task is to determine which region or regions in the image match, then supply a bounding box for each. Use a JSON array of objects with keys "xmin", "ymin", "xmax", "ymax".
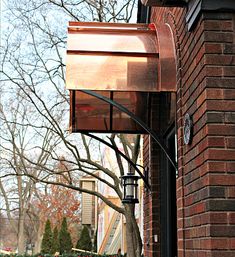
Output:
[
  {"xmin": 76, "ymin": 225, "xmax": 92, "ymax": 251},
  {"xmin": 41, "ymin": 219, "xmax": 53, "ymax": 254},
  {"xmin": 51, "ymin": 226, "xmax": 60, "ymax": 254},
  {"xmin": 59, "ymin": 217, "xmax": 73, "ymax": 253}
]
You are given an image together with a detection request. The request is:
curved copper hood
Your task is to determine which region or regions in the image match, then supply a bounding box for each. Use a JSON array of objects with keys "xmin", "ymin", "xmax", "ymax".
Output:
[{"xmin": 66, "ymin": 21, "xmax": 176, "ymax": 92}]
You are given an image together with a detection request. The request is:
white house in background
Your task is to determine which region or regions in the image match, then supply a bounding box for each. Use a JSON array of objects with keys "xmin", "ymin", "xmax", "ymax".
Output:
[
  {"xmin": 80, "ymin": 175, "xmax": 98, "ymax": 239},
  {"xmin": 80, "ymin": 138, "xmax": 144, "ymax": 255},
  {"xmin": 97, "ymin": 139, "xmax": 144, "ymax": 255}
]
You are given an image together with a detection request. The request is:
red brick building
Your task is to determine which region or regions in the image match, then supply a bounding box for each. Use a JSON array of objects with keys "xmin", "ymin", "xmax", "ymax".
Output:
[
  {"xmin": 141, "ymin": 1, "xmax": 235, "ymax": 257},
  {"xmin": 66, "ymin": 1, "xmax": 235, "ymax": 256}
]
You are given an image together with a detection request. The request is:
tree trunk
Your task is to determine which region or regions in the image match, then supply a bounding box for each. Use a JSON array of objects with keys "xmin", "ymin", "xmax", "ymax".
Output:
[
  {"xmin": 125, "ymin": 205, "xmax": 142, "ymax": 257},
  {"xmin": 34, "ymin": 221, "xmax": 44, "ymax": 254},
  {"xmin": 18, "ymin": 216, "xmax": 25, "ymax": 254}
]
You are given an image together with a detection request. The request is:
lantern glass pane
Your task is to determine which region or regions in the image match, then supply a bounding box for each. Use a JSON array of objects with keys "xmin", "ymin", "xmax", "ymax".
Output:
[{"xmin": 126, "ymin": 183, "xmax": 134, "ymax": 198}]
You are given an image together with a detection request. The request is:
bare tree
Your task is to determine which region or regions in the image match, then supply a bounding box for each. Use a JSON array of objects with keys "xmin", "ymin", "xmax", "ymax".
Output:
[
  {"xmin": 0, "ymin": 88, "xmax": 61, "ymax": 253},
  {"xmin": 0, "ymin": 1, "xmax": 142, "ymax": 256}
]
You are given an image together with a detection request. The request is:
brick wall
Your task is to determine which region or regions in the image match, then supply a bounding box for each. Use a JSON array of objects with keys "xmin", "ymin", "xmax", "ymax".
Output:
[
  {"xmin": 143, "ymin": 5, "xmax": 235, "ymax": 257},
  {"xmin": 178, "ymin": 11, "xmax": 235, "ymax": 257}
]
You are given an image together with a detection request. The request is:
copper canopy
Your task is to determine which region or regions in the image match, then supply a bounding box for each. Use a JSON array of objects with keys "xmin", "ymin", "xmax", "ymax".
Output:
[
  {"xmin": 66, "ymin": 22, "xmax": 176, "ymax": 133},
  {"xmin": 66, "ymin": 22, "xmax": 176, "ymax": 92}
]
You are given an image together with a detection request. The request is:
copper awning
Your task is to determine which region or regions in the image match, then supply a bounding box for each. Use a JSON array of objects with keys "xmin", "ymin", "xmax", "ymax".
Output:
[
  {"xmin": 66, "ymin": 22, "xmax": 176, "ymax": 133},
  {"xmin": 66, "ymin": 22, "xmax": 176, "ymax": 92}
]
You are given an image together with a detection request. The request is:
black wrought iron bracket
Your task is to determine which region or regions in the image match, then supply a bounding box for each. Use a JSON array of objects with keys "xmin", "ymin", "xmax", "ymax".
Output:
[
  {"xmin": 83, "ymin": 132, "xmax": 151, "ymax": 191},
  {"xmin": 80, "ymin": 89, "xmax": 177, "ymax": 189}
]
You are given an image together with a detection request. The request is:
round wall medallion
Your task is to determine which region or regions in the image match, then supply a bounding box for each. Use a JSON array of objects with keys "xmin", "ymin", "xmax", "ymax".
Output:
[{"xmin": 183, "ymin": 113, "xmax": 193, "ymax": 145}]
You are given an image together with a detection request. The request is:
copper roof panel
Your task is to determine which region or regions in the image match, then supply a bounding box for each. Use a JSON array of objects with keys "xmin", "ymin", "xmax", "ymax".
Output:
[
  {"xmin": 70, "ymin": 90, "xmax": 150, "ymax": 133},
  {"xmin": 66, "ymin": 22, "xmax": 176, "ymax": 92},
  {"xmin": 66, "ymin": 54, "xmax": 158, "ymax": 91},
  {"xmin": 66, "ymin": 22, "xmax": 164, "ymax": 92},
  {"xmin": 67, "ymin": 31, "xmax": 158, "ymax": 53}
]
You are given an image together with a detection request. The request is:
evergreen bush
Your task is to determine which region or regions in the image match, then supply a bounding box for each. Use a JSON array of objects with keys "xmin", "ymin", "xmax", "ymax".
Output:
[
  {"xmin": 41, "ymin": 219, "xmax": 53, "ymax": 254},
  {"xmin": 76, "ymin": 225, "xmax": 92, "ymax": 251},
  {"xmin": 59, "ymin": 217, "xmax": 73, "ymax": 253},
  {"xmin": 51, "ymin": 226, "xmax": 60, "ymax": 254}
]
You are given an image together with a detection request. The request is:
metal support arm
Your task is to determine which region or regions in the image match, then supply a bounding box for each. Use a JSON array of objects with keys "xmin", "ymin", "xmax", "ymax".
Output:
[
  {"xmin": 83, "ymin": 132, "xmax": 151, "ymax": 191},
  {"xmin": 80, "ymin": 90, "xmax": 177, "ymax": 182}
]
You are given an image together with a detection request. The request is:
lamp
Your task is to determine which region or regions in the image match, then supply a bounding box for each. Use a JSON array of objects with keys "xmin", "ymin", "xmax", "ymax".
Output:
[{"xmin": 121, "ymin": 173, "xmax": 140, "ymax": 204}]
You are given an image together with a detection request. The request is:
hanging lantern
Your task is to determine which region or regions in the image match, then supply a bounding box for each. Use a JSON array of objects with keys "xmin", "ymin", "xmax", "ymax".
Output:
[{"xmin": 121, "ymin": 173, "xmax": 140, "ymax": 204}]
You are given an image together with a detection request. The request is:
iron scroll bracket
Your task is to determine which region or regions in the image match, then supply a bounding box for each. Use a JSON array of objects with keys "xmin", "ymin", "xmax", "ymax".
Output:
[
  {"xmin": 80, "ymin": 89, "xmax": 178, "ymax": 183},
  {"xmin": 83, "ymin": 132, "xmax": 151, "ymax": 191}
]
